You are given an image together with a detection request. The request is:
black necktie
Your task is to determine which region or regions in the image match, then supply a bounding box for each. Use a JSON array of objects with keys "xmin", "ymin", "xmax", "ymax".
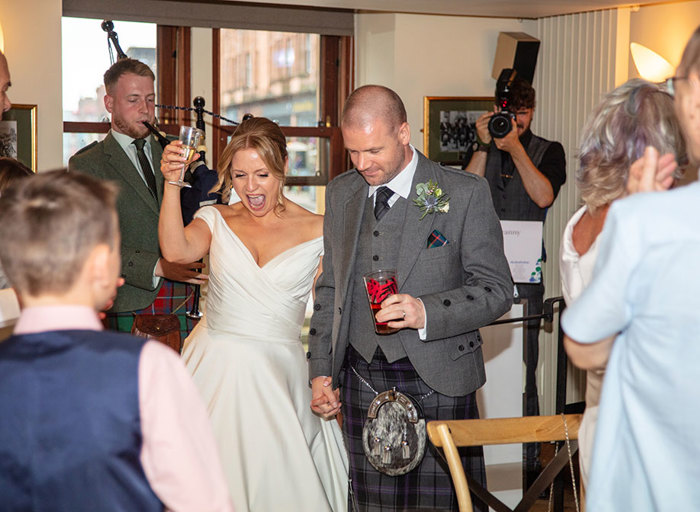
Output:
[
  {"xmin": 374, "ymin": 186, "xmax": 393, "ymax": 221},
  {"xmin": 132, "ymin": 138, "xmax": 158, "ymax": 198}
]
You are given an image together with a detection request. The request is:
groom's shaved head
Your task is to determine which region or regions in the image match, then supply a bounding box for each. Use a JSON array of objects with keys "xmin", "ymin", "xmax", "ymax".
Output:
[
  {"xmin": 340, "ymin": 85, "xmax": 412, "ymax": 187},
  {"xmin": 342, "ymin": 85, "xmax": 407, "ymax": 131}
]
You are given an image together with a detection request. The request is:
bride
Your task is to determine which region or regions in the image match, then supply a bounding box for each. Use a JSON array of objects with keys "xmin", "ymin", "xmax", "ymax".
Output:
[{"xmin": 159, "ymin": 117, "xmax": 347, "ymax": 512}]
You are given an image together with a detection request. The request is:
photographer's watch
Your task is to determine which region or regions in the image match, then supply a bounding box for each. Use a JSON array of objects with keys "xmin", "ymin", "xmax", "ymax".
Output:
[{"xmin": 475, "ymin": 135, "xmax": 491, "ymax": 152}]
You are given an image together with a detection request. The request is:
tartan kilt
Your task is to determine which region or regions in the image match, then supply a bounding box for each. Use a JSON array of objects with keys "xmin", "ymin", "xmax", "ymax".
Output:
[
  {"xmin": 104, "ymin": 279, "xmax": 198, "ymax": 338},
  {"xmin": 342, "ymin": 345, "xmax": 487, "ymax": 512}
]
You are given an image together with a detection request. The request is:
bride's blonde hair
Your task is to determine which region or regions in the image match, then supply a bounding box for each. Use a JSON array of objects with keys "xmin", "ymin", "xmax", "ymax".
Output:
[{"xmin": 212, "ymin": 117, "xmax": 288, "ymax": 213}]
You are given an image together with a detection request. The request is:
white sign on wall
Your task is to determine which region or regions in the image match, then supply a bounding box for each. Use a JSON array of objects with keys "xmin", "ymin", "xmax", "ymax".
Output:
[{"xmin": 500, "ymin": 220, "xmax": 543, "ymax": 284}]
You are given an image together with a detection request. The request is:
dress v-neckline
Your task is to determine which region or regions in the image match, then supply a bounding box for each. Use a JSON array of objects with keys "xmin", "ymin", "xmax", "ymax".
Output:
[{"xmin": 211, "ymin": 207, "xmax": 321, "ymax": 269}]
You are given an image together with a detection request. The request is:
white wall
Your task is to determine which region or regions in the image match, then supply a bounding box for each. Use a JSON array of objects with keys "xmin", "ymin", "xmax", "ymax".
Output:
[
  {"xmin": 0, "ymin": 0, "xmax": 63, "ymax": 171},
  {"xmin": 355, "ymin": 14, "xmax": 396, "ymax": 96},
  {"xmin": 355, "ymin": 13, "xmax": 536, "ymax": 150},
  {"xmin": 629, "ymin": 1, "xmax": 700, "ymax": 75}
]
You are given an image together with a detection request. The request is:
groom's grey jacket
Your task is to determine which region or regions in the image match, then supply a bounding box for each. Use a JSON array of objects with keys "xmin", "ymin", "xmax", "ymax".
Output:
[{"xmin": 308, "ymin": 151, "xmax": 513, "ymax": 397}]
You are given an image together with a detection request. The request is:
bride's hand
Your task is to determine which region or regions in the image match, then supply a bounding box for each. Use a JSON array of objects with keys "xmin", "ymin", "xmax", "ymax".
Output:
[
  {"xmin": 160, "ymin": 141, "xmax": 199, "ymax": 182},
  {"xmin": 311, "ymin": 376, "xmax": 341, "ymax": 419}
]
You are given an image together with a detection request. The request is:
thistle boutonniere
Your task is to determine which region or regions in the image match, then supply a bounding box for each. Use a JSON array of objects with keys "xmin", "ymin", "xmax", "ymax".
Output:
[{"xmin": 413, "ymin": 180, "xmax": 449, "ymax": 220}]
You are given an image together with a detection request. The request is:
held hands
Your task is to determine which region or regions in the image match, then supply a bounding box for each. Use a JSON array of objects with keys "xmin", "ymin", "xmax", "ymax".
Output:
[
  {"xmin": 160, "ymin": 141, "xmax": 200, "ymax": 183},
  {"xmin": 155, "ymin": 258, "xmax": 208, "ymax": 285},
  {"xmin": 627, "ymin": 146, "xmax": 678, "ymax": 195},
  {"xmin": 311, "ymin": 376, "xmax": 341, "ymax": 419},
  {"xmin": 375, "ymin": 293, "xmax": 426, "ymax": 330}
]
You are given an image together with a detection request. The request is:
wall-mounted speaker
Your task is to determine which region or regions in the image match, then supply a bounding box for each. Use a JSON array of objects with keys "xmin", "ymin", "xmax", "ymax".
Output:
[{"xmin": 492, "ymin": 32, "xmax": 540, "ymax": 85}]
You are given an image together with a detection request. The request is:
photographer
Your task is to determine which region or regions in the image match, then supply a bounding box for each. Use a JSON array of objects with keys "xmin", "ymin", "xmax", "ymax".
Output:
[{"xmin": 464, "ymin": 74, "xmax": 566, "ymax": 487}]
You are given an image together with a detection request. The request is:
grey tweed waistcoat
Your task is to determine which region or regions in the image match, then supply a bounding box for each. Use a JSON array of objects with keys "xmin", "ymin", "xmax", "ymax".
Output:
[{"xmin": 348, "ymin": 192, "xmax": 408, "ymax": 363}]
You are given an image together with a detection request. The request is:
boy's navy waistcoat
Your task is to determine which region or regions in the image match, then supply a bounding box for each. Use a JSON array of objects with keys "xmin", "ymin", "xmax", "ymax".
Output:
[{"xmin": 0, "ymin": 329, "xmax": 163, "ymax": 511}]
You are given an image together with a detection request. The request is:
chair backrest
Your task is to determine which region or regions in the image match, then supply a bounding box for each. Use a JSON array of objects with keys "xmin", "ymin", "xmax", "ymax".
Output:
[{"xmin": 427, "ymin": 414, "xmax": 582, "ymax": 512}]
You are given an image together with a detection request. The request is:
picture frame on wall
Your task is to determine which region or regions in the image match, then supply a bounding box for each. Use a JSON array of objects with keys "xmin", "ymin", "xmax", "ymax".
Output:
[
  {"xmin": 423, "ymin": 96, "xmax": 493, "ymax": 165},
  {"xmin": 0, "ymin": 104, "xmax": 38, "ymax": 171}
]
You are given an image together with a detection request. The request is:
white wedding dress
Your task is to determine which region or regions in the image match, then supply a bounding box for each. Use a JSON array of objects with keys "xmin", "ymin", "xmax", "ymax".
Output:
[{"xmin": 182, "ymin": 206, "xmax": 348, "ymax": 512}]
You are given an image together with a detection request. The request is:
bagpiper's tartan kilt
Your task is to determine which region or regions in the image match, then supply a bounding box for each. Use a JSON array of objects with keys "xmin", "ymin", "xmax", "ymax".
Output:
[
  {"xmin": 104, "ymin": 280, "xmax": 197, "ymax": 338},
  {"xmin": 342, "ymin": 345, "xmax": 487, "ymax": 512}
]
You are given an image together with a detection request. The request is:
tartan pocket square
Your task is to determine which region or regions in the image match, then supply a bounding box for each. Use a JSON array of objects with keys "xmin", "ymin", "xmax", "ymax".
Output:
[{"xmin": 427, "ymin": 229, "xmax": 449, "ymax": 248}]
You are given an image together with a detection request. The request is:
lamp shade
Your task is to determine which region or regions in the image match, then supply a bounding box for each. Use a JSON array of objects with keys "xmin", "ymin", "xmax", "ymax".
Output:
[{"xmin": 630, "ymin": 42, "xmax": 674, "ymax": 82}]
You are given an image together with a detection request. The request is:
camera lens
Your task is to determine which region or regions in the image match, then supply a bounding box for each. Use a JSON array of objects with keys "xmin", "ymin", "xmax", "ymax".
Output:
[{"xmin": 488, "ymin": 113, "xmax": 512, "ymax": 139}]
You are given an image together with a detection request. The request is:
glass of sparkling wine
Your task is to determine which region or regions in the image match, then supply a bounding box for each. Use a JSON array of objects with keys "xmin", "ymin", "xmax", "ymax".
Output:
[{"xmin": 169, "ymin": 126, "xmax": 203, "ymax": 188}]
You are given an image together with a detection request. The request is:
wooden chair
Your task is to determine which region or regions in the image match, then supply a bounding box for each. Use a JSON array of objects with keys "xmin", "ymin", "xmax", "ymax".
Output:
[{"xmin": 427, "ymin": 414, "xmax": 583, "ymax": 512}]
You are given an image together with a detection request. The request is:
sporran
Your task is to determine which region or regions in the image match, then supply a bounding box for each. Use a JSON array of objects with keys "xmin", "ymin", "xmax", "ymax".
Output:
[
  {"xmin": 362, "ymin": 388, "xmax": 426, "ymax": 476},
  {"xmin": 352, "ymin": 366, "xmax": 433, "ymax": 476}
]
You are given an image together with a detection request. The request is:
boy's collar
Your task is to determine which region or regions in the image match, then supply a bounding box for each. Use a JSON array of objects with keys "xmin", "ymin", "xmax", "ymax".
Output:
[{"xmin": 14, "ymin": 305, "xmax": 103, "ymax": 334}]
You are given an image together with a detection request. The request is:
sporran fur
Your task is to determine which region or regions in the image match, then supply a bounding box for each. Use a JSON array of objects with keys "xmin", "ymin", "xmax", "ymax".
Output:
[{"xmin": 362, "ymin": 388, "xmax": 426, "ymax": 476}]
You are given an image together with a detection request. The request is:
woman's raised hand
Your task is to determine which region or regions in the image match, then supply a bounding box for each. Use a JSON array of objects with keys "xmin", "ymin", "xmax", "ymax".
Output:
[
  {"xmin": 627, "ymin": 146, "xmax": 678, "ymax": 195},
  {"xmin": 160, "ymin": 140, "xmax": 200, "ymax": 183}
]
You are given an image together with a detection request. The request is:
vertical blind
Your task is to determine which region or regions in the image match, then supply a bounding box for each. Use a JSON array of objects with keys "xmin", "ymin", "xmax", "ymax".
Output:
[{"xmin": 534, "ymin": 7, "xmax": 628, "ymax": 413}]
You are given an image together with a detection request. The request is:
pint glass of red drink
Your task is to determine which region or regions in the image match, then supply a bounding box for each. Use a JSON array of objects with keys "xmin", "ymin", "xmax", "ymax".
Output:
[{"xmin": 363, "ymin": 269, "xmax": 399, "ymax": 335}]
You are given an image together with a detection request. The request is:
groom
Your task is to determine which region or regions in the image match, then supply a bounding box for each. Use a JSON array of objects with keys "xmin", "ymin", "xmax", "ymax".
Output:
[{"xmin": 309, "ymin": 85, "xmax": 513, "ymax": 511}]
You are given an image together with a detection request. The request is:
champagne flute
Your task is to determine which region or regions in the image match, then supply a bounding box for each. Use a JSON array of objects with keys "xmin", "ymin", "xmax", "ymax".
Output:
[{"xmin": 169, "ymin": 126, "xmax": 203, "ymax": 188}]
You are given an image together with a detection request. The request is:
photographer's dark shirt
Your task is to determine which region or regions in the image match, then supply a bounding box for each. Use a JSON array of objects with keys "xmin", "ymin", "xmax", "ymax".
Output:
[{"xmin": 481, "ymin": 128, "xmax": 566, "ymax": 224}]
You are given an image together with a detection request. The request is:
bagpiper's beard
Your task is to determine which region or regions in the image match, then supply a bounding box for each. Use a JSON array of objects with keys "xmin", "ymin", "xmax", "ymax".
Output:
[{"xmin": 113, "ymin": 116, "xmax": 151, "ymax": 139}]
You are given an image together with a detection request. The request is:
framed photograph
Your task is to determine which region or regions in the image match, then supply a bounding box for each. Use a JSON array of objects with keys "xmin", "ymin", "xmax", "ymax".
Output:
[
  {"xmin": 0, "ymin": 104, "xmax": 38, "ymax": 171},
  {"xmin": 423, "ymin": 96, "xmax": 492, "ymax": 165}
]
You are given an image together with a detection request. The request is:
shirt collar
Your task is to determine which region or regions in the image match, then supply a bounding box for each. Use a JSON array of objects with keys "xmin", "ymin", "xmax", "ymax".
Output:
[
  {"xmin": 14, "ymin": 306, "xmax": 103, "ymax": 334},
  {"xmin": 367, "ymin": 145, "xmax": 418, "ymax": 199},
  {"xmin": 111, "ymin": 129, "xmax": 151, "ymax": 154}
]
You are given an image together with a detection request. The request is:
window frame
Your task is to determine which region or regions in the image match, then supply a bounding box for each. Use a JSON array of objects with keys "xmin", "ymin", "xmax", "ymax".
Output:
[
  {"xmin": 63, "ymin": 25, "xmax": 353, "ymax": 184},
  {"xmin": 63, "ymin": 25, "xmax": 188, "ymax": 139},
  {"xmin": 211, "ymin": 30, "xmax": 351, "ymax": 183}
]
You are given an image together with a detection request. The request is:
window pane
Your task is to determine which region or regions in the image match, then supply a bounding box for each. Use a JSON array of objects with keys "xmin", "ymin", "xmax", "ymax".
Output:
[
  {"xmin": 220, "ymin": 29, "xmax": 320, "ymax": 127},
  {"xmin": 62, "ymin": 133, "xmax": 107, "ymax": 167},
  {"xmin": 287, "ymin": 136, "xmax": 327, "ymax": 178},
  {"xmin": 62, "ymin": 17, "xmax": 156, "ymax": 162},
  {"xmin": 284, "ymin": 185, "xmax": 323, "ymax": 214}
]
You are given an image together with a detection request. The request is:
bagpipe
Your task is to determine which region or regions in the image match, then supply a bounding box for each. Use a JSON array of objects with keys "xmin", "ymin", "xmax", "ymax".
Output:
[{"xmin": 103, "ymin": 20, "xmax": 244, "ymax": 321}]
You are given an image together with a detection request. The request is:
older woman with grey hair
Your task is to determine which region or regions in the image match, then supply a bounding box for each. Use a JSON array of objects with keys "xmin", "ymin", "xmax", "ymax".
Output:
[{"xmin": 559, "ymin": 77, "xmax": 686, "ymax": 487}]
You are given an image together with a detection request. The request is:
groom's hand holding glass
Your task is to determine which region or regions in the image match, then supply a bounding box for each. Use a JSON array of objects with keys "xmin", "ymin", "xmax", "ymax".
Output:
[{"xmin": 373, "ymin": 293, "xmax": 426, "ymax": 331}]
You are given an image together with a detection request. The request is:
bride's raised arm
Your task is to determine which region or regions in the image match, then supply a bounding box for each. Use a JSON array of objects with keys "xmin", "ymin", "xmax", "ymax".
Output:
[{"xmin": 159, "ymin": 141, "xmax": 213, "ymax": 263}]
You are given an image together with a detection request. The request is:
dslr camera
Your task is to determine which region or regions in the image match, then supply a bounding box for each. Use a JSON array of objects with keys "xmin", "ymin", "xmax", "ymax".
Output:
[{"xmin": 488, "ymin": 68, "xmax": 519, "ymax": 139}]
